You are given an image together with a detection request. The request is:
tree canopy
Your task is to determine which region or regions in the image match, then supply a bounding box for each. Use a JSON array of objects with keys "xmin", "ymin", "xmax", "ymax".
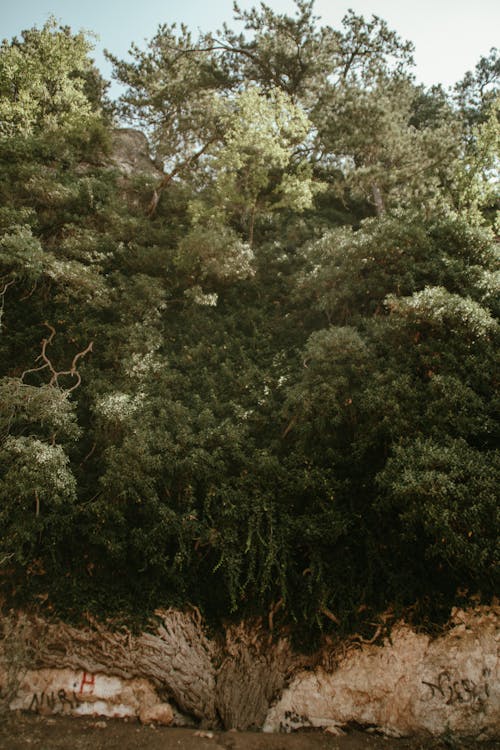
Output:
[{"xmin": 0, "ymin": 4, "xmax": 498, "ymax": 636}]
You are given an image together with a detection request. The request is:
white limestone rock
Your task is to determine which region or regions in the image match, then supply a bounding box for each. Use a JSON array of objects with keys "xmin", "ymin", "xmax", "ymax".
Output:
[
  {"xmin": 264, "ymin": 606, "xmax": 499, "ymax": 740},
  {"xmin": 139, "ymin": 701, "xmax": 174, "ymax": 725},
  {"xmin": 8, "ymin": 667, "xmax": 173, "ymax": 723}
]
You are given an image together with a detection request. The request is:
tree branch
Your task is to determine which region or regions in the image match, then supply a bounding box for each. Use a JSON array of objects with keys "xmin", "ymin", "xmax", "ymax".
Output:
[
  {"xmin": 0, "ymin": 278, "xmax": 15, "ymax": 333},
  {"xmin": 147, "ymin": 138, "xmax": 217, "ymax": 217},
  {"xmin": 20, "ymin": 323, "xmax": 93, "ymax": 393}
]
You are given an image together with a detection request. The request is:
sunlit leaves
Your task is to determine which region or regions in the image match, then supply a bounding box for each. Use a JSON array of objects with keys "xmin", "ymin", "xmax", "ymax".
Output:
[
  {"xmin": 177, "ymin": 222, "xmax": 254, "ymax": 283},
  {"xmin": 201, "ymin": 87, "xmax": 317, "ymax": 240},
  {"xmin": 0, "ymin": 436, "xmax": 77, "ymax": 564},
  {"xmin": 0, "ymin": 18, "xmax": 101, "ymax": 137},
  {"xmin": 0, "ymin": 379, "xmax": 80, "ymax": 441},
  {"xmin": 385, "ymin": 286, "xmax": 498, "ymax": 339},
  {"xmin": 0, "ymin": 2, "xmax": 498, "ymax": 627}
]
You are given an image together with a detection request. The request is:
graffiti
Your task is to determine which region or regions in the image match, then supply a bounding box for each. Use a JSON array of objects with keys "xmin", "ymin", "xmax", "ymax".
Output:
[
  {"xmin": 29, "ymin": 688, "xmax": 82, "ymax": 713},
  {"xmin": 28, "ymin": 671, "xmax": 96, "ymax": 713},
  {"xmin": 79, "ymin": 671, "xmax": 95, "ymax": 694},
  {"xmin": 422, "ymin": 668, "xmax": 490, "ymax": 706},
  {"xmin": 279, "ymin": 710, "xmax": 312, "ymax": 732}
]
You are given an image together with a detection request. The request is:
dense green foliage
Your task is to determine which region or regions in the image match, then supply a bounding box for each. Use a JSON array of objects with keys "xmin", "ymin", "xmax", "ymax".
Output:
[{"xmin": 0, "ymin": 5, "xmax": 498, "ymax": 636}]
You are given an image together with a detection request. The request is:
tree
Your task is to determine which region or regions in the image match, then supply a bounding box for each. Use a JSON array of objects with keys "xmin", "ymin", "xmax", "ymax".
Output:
[
  {"xmin": 449, "ymin": 96, "xmax": 500, "ymax": 222},
  {"xmin": 455, "ymin": 47, "xmax": 500, "ymax": 126},
  {"xmin": 314, "ymin": 75, "xmax": 463, "ymax": 214},
  {"xmin": 0, "ymin": 329, "xmax": 88, "ymax": 570},
  {"xmin": 189, "ymin": 86, "xmax": 317, "ymax": 245},
  {"xmin": 0, "ymin": 18, "xmax": 104, "ymax": 138},
  {"xmin": 0, "ymin": 3, "xmax": 498, "ymax": 637},
  {"xmin": 285, "ymin": 208, "xmax": 499, "ymax": 612},
  {"xmin": 106, "ymin": 22, "xmax": 229, "ymax": 181},
  {"xmin": 108, "ymin": 2, "xmax": 416, "ymax": 218},
  {"xmin": 377, "ymin": 439, "xmax": 499, "ymax": 585}
]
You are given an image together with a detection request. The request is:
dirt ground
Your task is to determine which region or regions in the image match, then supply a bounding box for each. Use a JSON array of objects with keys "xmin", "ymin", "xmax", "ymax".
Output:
[{"xmin": 0, "ymin": 715, "xmax": 498, "ymax": 750}]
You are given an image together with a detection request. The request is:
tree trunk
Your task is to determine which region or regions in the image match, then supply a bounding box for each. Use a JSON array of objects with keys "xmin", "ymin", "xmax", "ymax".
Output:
[
  {"xmin": 29, "ymin": 609, "xmax": 218, "ymax": 725},
  {"xmin": 248, "ymin": 203, "xmax": 257, "ymax": 247},
  {"xmin": 371, "ymin": 183, "xmax": 385, "ymax": 216},
  {"xmin": 215, "ymin": 621, "xmax": 306, "ymax": 730}
]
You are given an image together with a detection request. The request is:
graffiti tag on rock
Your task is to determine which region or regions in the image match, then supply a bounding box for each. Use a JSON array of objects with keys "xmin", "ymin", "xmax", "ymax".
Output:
[
  {"xmin": 422, "ymin": 668, "xmax": 490, "ymax": 707},
  {"xmin": 29, "ymin": 688, "xmax": 82, "ymax": 712},
  {"xmin": 28, "ymin": 671, "xmax": 96, "ymax": 713}
]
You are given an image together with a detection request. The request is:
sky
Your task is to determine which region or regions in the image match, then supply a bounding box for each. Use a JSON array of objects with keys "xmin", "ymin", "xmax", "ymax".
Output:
[{"xmin": 1, "ymin": 0, "xmax": 499, "ymax": 95}]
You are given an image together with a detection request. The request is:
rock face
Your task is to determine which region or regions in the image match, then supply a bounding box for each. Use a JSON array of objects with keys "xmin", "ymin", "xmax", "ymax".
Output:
[
  {"xmin": 263, "ymin": 607, "xmax": 499, "ymax": 740},
  {"xmin": 9, "ymin": 667, "xmax": 174, "ymax": 724},
  {"xmin": 1, "ymin": 606, "xmax": 498, "ymax": 738},
  {"xmin": 108, "ymin": 128, "xmax": 162, "ymax": 177}
]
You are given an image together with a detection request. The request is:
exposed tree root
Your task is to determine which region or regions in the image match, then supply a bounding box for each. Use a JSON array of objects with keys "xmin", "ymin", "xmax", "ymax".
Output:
[
  {"xmin": 27, "ymin": 609, "xmax": 217, "ymax": 724},
  {"xmin": 215, "ymin": 621, "xmax": 309, "ymax": 730},
  {"xmin": 3, "ymin": 610, "xmax": 313, "ymax": 730}
]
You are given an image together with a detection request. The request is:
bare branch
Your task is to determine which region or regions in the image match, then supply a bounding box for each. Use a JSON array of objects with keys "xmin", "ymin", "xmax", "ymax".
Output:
[
  {"xmin": 20, "ymin": 323, "xmax": 93, "ymax": 394},
  {"xmin": 0, "ymin": 278, "xmax": 15, "ymax": 333},
  {"xmin": 320, "ymin": 606, "xmax": 340, "ymax": 626},
  {"xmin": 147, "ymin": 138, "xmax": 217, "ymax": 217},
  {"xmin": 20, "ymin": 361, "xmax": 49, "ymax": 382},
  {"xmin": 281, "ymin": 414, "xmax": 297, "ymax": 439},
  {"xmin": 19, "ymin": 280, "xmax": 38, "ymax": 301},
  {"xmin": 37, "ymin": 323, "xmax": 59, "ymax": 385}
]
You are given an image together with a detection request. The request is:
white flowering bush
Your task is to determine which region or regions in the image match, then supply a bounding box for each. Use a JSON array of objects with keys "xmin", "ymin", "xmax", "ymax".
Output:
[
  {"xmin": 0, "ymin": 226, "xmax": 45, "ymax": 283},
  {"xmin": 184, "ymin": 285, "xmax": 218, "ymax": 306},
  {"xmin": 95, "ymin": 390, "xmax": 145, "ymax": 422},
  {"xmin": 0, "ymin": 378, "xmax": 80, "ymax": 440},
  {"xmin": 126, "ymin": 350, "xmax": 164, "ymax": 379},
  {"xmin": 177, "ymin": 223, "xmax": 255, "ymax": 285},
  {"xmin": 385, "ymin": 286, "xmax": 498, "ymax": 338},
  {"xmin": 0, "ymin": 436, "xmax": 77, "ymax": 564}
]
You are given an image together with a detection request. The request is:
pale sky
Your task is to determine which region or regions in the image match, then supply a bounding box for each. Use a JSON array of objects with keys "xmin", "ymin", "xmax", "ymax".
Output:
[{"xmin": 1, "ymin": 0, "xmax": 499, "ymax": 94}]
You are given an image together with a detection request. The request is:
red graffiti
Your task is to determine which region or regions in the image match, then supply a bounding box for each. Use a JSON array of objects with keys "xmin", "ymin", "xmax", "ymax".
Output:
[{"xmin": 79, "ymin": 671, "xmax": 95, "ymax": 694}]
